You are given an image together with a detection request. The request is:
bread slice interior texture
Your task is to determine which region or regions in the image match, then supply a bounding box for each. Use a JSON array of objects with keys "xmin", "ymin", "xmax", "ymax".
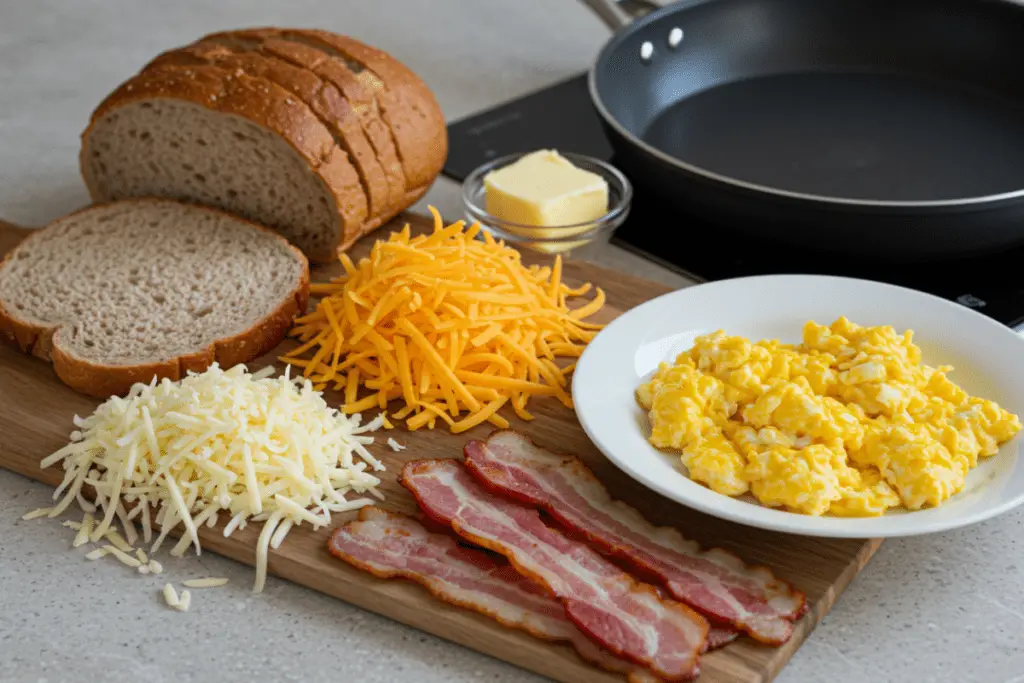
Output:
[
  {"xmin": 82, "ymin": 98, "xmax": 339, "ymax": 259},
  {"xmin": 0, "ymin": 199, "xmax": 308, "ymax": 394},
  {"xmin": 142, "ymin": 44, "xmax": 395, "ymax": 232}
]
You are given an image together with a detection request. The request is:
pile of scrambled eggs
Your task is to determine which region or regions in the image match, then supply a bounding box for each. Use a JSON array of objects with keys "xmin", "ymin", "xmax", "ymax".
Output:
[{"xmin": 636, "ymin": 317, "xmax": 1022, "ymax": 517}]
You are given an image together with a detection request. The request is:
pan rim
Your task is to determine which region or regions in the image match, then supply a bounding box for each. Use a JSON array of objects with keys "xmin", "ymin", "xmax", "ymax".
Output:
[{"xmin": 588, "ymin": 0, "xmax": 1024, "ymax": 209}]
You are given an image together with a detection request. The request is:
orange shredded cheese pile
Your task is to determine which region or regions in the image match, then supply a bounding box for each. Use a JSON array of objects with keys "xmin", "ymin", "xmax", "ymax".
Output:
[{"xmin": 281, "ymin": 208, "xmax": 606, "ymax": 433}]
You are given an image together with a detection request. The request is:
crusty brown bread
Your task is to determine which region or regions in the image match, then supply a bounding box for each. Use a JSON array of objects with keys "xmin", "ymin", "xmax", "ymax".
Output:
[
  {"xmin": 283, "ymin": 29, "xmax": 448, "ymax": 189},
  {"xmin": 198, "ymin": 28, "xmax": 447, "ymax": 189},
  {"xmin": 83, "ymin": 29, "xmax": 447, "ymax": 262},
  {"xmin": 0, "ymin": 199, "xmax": 309, "ymax": 398},
  {"xmin": 142, "ymin": 42, "xmax": 397, "ymax": 229},
  {"xmin": 81, "ymin": 63, "xmax": 365, "ymax": 262}
]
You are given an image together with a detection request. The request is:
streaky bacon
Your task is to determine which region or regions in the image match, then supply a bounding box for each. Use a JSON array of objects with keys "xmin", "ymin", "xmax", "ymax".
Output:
[
  {"xmin": 704, "ymin": 626, "xmax": 739, "ymax": 651},
  {"xmin": 419, "ymin": 510, "xmax": 749, "ymax": 652},
  {"xmin": 401, "ymin": 459, "xmax": 708, "ymax": 681},
  {"xmin": 543, "ymin": 514, "xmax": 746, "ymax": 650},
  {"xmin": 425, "ymin": 510, "xmax": 736, "ymax": 651},
  {"xmin": 328, "ymin": 507, "xmax": 662, "ymax": 682},
  {"xmin": 462, "ymin": 430, "xmax": 807, "ymax": 645}
]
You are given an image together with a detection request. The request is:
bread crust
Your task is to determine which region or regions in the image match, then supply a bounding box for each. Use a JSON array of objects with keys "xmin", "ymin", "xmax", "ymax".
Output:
[
  {"xmin": 142, "ymin": 41, "xmax": 394, "ymax": 240},
  {"xmin": 201, "ymin": 28, "xmax": 443, "ymax": 196},
  {"xmin": 198, "ymin": 29, "xmax": 411, "ymax": 224},
  {"xmin": 0, "ymin": 199, "xmax": 310, "ymax": 398},
  {"xmin": 81, "ymin": 62, "xmax": 364, "ymax": 262},
  {"xmin": 290, "ymin": 30, "xmax": 448, "ymax": 190},
  {"xmin": 262, "ymin": 38, "xmax": 409, "ymax": 220}
]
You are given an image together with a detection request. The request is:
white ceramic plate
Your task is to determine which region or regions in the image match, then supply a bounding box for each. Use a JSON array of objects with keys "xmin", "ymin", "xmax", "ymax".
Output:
[{"xmin": 573, "ymin": 275, "xmax": 1024, "ymax": 538}]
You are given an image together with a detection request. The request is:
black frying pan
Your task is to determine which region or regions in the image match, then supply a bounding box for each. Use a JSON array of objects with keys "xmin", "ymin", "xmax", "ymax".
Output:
[{"xmin": 583, "ymin": 0, "xmax": 1024, "ymax": 259}]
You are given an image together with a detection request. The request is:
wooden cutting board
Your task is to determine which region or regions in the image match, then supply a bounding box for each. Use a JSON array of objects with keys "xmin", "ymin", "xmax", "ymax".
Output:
[{"xmin": 0, "ymin": 213, "xmax": 880, "ymax": 683}]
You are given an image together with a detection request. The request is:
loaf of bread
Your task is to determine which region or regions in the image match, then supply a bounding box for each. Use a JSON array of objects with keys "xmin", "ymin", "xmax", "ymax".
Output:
[
  {"xmin": 0, "ymin": 199, "xmax": 309, "ymax": 397},
  {"xmin": 80, "ymin": 28, "xmax": 447, "ymax": 262}
]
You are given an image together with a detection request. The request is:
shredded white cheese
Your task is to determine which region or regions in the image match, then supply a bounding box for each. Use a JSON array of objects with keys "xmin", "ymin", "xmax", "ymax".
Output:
[
  {"xmin": 105, "ymin": 531, "xmax": 134, "ymax": 553},
  {"xmin": 76, "ymin": 494, "xmax": 96, "ymax": 513},
  {"xmin": 177, "ymin": 590, "xmax": 192, "ymax": 612},
  {"xmin": 148, "ymin": 560, "xmax": 163, "ymax": 575},
  {"xmin": 162, "ymin": 583, "xmax": 179, "ymax": 608},
  {"xmin": 73, "ymin": 513, "xmax": 94, "ymax": 548},
  {"xmin": 21, "ymin": 507, "xmax": 53, "ymax": 520},
  {"xmin": 41, "ymin": 363, "xmax": 384, "ymax": 592},
  {"xmin": 104, "ymin": 545, "xmax": 142, "ymax": 568},
  {"xmin": 182, "ymin": 577, "xmax": 229, "ymax": 588},
  {"xmin": 386, "ymin": 438, "xmax": 406, "ymax": 452},
  {"xmin": 85, "ymin": 547, "xmax": 111, "ymax": 561}
]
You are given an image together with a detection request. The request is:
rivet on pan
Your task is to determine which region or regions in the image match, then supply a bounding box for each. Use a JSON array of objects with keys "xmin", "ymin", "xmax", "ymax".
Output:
[
  {"xmin": 640, "ymin": 41, "xmax": 654, "ymax": 62},
  {"xmin": 668, "ymin": 27, "xmax": 684, "ymax": 49}
]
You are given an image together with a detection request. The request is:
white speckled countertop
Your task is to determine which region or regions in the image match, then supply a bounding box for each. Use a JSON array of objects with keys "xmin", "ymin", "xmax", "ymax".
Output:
[{"xmin": 1, "ymin": 2, "xmax": 1023, "ymax": 682}]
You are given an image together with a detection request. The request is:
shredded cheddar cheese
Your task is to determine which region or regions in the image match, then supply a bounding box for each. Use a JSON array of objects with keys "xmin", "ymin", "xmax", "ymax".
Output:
[
  {"xmin": 40, "ymin": 364, "xmax": 384, "ymax": 593},
  {"xmin": 283, "ymin": 207, "xmax": 605, "ymax": 432}
]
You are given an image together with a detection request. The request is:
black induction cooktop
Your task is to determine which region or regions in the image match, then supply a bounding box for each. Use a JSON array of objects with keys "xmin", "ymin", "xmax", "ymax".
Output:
[{"xmin": 443, "ymin": 73, "xmax": 1024, "ymax": 331}]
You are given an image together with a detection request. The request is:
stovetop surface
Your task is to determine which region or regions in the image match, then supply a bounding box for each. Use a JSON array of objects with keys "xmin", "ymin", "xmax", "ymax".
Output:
[{"xmin": 443, "ymin": 73, "xmax": 1024, "ymax": 330}]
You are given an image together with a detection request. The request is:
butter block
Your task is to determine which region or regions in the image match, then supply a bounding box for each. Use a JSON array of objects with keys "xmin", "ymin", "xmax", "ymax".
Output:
[{"xmin": 483, "ymin": 150, "xmax": 609, "ymax": 228}]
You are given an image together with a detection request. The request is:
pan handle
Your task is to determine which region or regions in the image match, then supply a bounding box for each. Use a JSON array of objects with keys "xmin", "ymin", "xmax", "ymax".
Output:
[{"xmin": 579, "ymin": 0, "xmax": 660, "ymax": 31}]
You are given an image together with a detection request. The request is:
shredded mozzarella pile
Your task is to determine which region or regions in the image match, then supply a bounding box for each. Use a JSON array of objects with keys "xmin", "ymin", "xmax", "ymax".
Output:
[{"xmin": 41, "ymin": 363, "xmax": 385, "ymax": 592}]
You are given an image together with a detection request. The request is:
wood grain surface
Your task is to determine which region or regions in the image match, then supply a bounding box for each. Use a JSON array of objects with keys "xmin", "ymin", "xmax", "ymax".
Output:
[{"xmin": 0, "ymin": 212, "xmax": 881, "ymax": 683}]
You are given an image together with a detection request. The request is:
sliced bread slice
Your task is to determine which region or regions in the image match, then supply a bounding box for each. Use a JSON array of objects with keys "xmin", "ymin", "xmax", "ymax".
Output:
[
  {"xmin": 285, "ymin": 29, "xmax": 448, "ymax": 190},
  {"xmin": 257, "ymin": 37, "xmax": 411, "ymax": 210},
  {"xmin": 0, "ymin": 199, "xmax": 309, "ymax": 397},
  {"xmin": 192, "ymin": 30, "xmax": 411, "ymax": 210},
  {"xmin": 80, "ymin": 62, "xmax": 366, "ymax": 262},
  {"xmin": 142, "ymin": 42, "xmax": 395, "ymax": 230},
  {"xmin": 200, "ymin": 28, "xmax": 443, "ymax": 194}
]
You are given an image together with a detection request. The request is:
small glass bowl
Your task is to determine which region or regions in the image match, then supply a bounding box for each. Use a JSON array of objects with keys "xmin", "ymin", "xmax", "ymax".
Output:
[{"xmin": 461, "ymin": 152, "xmax": 633, "ymax": 257}]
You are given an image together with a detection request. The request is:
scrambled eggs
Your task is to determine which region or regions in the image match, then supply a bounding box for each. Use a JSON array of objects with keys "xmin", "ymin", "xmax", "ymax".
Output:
[{"xmin": 636, "ymin": 317, "xmax": 1022, "ymax": 516}]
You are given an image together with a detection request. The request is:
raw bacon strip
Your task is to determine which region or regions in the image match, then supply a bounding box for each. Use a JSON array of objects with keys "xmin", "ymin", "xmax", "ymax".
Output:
[
  {"xmin": 540, "ymin": 510, "xmax": 741, "ymax": 650},
  {"xmin": 401, "ymin": 459, "xmax": 708, "ymax": 681},
  {"xmin": 463, "ymin": 430, "xmax": 807, "ymax": 645},
  {"xmin": 420, "ymin": 510, "xmax": 738, "ymax": 651},
  {"xmin": 705, "ymin": 627, "xmax": 739, "ymax": 651},
  {"xmin": 328, "ymin": 507, "xmax": 660, "ymax": 682}
]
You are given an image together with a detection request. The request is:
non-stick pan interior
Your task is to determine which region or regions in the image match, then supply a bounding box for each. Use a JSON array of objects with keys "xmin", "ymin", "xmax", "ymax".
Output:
[{"xmin": 594, "ymin": 0, "xmax": 1024, "ymax": 202}]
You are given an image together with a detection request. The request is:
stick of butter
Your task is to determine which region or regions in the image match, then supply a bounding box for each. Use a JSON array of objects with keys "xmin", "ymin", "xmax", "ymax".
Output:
[{"xmin": 483, "ymin": 150, "xmax": 609, "ymax": 252}]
